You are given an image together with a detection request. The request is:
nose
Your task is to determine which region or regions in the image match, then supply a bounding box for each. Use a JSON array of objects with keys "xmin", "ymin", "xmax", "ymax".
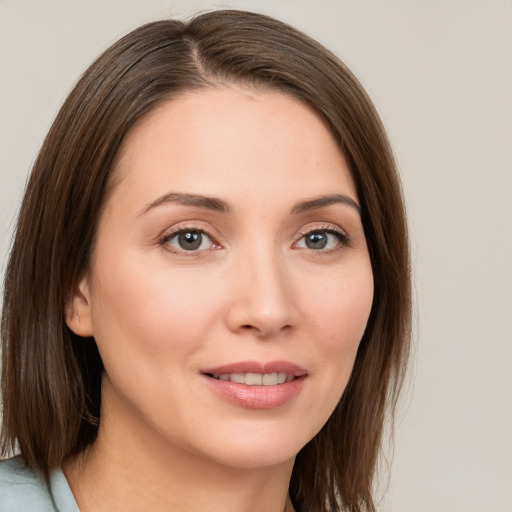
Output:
[{"xmin": 225, "ymin": 246, "xmax": 296, "ymax": 339}]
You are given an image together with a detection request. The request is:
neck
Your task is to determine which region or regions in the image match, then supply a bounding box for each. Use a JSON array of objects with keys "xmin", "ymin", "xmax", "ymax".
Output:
[{"xmin": 64, "ymin": 382, "xmax": 295, "ymax": 512}]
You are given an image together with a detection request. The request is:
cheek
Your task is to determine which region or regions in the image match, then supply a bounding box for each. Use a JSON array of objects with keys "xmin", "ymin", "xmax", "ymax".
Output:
[
  {"xmin": 88, "ymin": 254, "xmax": 222, "ymax": 367},
  {"xmin": 301, "ymin": 262, "xmax": 374, "ymax": 386},
  {"xmin": 305, "ymin": 264, "xmax": 374, "ymax": 346}
]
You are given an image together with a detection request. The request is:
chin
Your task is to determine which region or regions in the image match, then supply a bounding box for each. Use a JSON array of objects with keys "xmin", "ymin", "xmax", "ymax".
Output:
[
  {"xmin": 205, "ymin": 444, "xmax": 299, "ymax": 470},
  {"xmin": 184, "ymin": 421, "xmax": 317, "ymax": 470}
]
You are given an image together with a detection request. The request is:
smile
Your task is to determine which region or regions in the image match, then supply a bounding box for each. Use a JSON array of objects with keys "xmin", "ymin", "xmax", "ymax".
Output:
[
  {"xmin": 201, "ymin": 361, "xmax": 308, "ymax": 409},
  {"xmin": 209, "ymin": 372, "xmax": 294, "ymax": 385}
]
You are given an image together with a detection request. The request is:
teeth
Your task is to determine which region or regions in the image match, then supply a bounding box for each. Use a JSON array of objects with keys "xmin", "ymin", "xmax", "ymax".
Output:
[
  {"xmin": 214, "ymin": 372, "xmax": 294, "ymax": 385},
  {"xmin": 230, "ymin": 373, "xmax": 245, "ymax": 384},
  {"xmin": 262, "ymin": 373, "xmax": 278, "ymax": 385},
  {"xmin": 245, "ymin": 373, "xmax": 263, "ymax": 385}
]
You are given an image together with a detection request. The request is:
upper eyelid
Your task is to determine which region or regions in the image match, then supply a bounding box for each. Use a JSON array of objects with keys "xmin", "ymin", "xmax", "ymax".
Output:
[
  {"xmin": 162, "ymin": 227, "xmax": 213, "ymax": 242},
  {"xmin": 158, "ymin": 221, "xmax": 350, "ymax": 245},
  {"xmin": 296, "ymin": 223, "xmax": 348, "ymax": 238},
  {"xmin": 298, "ymin": 224, "xmax": 345, "ymax": 234},
  {"xmin": 159, "ymin": 225, "xmax": 219, "ymax": 254},
  {"xmin": 159, "ymin": 222, "xmax": 220, "ymax": 242},
  {"xmin": 294, "ymin": 223, "xmax": 351, "ymax": 249}
]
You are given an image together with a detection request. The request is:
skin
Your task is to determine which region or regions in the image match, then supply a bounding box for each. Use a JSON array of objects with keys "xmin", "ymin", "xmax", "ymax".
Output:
[{"xmin": 65, "ymin": 85, "xmax": 374, "ymax": 512}]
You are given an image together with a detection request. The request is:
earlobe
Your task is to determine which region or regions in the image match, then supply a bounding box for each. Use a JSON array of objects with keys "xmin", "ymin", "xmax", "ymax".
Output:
[{"xmin": 65, "ymin": 277, "xmax": 94, "ymax": 337}]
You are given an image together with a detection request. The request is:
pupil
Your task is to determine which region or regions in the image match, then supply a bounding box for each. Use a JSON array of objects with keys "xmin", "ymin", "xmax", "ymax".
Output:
[
  {"xmin": 306, "ymin": 232, "xmax": 327, "ymax": 249},
  {"xmin": 178, "ymin": 231, "xmax": 202, "ymax": 250}
]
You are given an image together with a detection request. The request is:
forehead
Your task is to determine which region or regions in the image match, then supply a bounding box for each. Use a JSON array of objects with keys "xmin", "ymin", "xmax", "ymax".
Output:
[{"xmin": 109, "ymin": 85, "xmax": 357, "ymax": 212}]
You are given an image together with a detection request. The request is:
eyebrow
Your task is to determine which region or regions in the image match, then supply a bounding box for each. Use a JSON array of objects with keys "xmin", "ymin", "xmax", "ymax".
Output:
[
  {"xmin": 138, "ymin": 192, "xmax": 232, "ymax": 217},
  {"xmin": 291, "ymin": 194, "xmax": 361, "ymax": 215},
  {"xmin": 138, "ymin": 191, "xmax": 361, "ymax": 217}
]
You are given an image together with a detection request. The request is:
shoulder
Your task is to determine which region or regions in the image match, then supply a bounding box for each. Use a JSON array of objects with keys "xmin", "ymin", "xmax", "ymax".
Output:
[{"xmin": 0, "ymin": 456, "xmax": 57, "ymax": 512}]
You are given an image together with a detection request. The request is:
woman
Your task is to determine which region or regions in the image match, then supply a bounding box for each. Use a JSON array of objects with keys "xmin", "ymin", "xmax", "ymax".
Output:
[{"xmin": 0, "ymin": 9, "xmax": 410, "ymax": 512}]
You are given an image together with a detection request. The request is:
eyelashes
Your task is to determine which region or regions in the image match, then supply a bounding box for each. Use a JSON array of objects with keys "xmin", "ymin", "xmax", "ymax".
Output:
[
  {"xmin": 162, "ymin": 228, "xmax": 218, "ymax": 252},
  {"xmin": 159, "ymin": 223, "xmax": 350, "ymax": 255},
  {"xmin": 295, "ymin": 226, "xmax": 350, "ymax": 251}
]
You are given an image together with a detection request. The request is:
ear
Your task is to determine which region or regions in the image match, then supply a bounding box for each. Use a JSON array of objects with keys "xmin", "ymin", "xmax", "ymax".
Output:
[{"xmin": 65, "ymin": 276, "xmax": 94, "ymax": 337}]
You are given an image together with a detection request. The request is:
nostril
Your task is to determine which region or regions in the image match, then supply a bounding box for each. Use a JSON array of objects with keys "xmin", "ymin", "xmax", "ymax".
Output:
[
  {"xmin": 241, "ymin": 324, "xmax": 264, "ymax": 335},
  {"xmin": 240, "ymin": 323, "xmax": 292, "ymax": 336}
]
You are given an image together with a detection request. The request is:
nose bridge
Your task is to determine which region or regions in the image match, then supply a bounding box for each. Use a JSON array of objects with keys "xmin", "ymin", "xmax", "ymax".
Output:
[{"xmin": 227, "ymin": 238, "xmax": 294, "ymax": 337}]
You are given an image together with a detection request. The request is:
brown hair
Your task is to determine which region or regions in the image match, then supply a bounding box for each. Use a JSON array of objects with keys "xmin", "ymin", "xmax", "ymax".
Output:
[{"xmin": 1, "ymin": 10, "xmax": 410, "ymax": 512}]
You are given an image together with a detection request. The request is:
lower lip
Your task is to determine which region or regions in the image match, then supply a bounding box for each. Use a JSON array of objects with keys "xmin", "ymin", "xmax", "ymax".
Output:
[{"xmin": 203, "ymin": 375, "xmax": 307, "ymax": 409}]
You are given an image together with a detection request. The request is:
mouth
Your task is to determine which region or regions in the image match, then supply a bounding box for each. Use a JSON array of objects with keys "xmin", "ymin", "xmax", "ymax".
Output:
[
  {"xmin": 205, "ymin": 372, "xmax": 295, "ymax": 385},
  {"xmin": 201, "ymin": 360, "xmax": 307, "ymax": 385},
  {"xmin": 200, "ymin": 361, "xmax": 308, "ymax": 409}
]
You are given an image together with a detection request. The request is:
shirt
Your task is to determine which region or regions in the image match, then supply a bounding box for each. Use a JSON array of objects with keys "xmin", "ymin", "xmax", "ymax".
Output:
[
  {"xmin": 1, "ymin": 456, "xmax": 298, "ymax": 511},
  {"xmin": 0, "ymin": 456, "xmax": 79, "ymax": 512}
]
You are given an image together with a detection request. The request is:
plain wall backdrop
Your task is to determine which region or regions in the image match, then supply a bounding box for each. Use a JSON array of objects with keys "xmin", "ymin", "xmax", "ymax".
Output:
[{"xmin": 1, "ymin": 1, "xmax": 511, "ymax": 511}]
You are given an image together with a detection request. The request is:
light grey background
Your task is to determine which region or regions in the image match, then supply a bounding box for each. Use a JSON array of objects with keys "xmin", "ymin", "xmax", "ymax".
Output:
[{"xmin": 1, "ymin": 1, "xmax": 511, "ymax": 511}]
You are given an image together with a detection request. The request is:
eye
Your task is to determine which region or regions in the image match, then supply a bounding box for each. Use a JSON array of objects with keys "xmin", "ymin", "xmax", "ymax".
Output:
[
  {"xmin": 163, "ymin": 229, "xmax": 216, "ymax": 252},
  {"xmin": 295, "ymin": 229, "xmax": 347, "ymax": 251}
]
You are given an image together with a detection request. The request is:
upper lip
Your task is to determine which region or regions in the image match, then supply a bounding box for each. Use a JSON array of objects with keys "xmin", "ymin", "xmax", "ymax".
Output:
[{"xmin": 201, "ymin": 360, "xmax": 307, "ymax": 377}]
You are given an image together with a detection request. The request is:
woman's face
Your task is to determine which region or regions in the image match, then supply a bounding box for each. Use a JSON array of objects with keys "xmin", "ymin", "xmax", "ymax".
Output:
[{"xmin": 70, "ymin": 86, "xmax": 374, "ymax": 469}]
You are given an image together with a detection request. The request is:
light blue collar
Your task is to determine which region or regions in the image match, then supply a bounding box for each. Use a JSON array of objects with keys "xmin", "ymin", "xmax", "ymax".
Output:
[{"xmin": 49, "ymin": 468, "xmax": 80, "ymax": 512}]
